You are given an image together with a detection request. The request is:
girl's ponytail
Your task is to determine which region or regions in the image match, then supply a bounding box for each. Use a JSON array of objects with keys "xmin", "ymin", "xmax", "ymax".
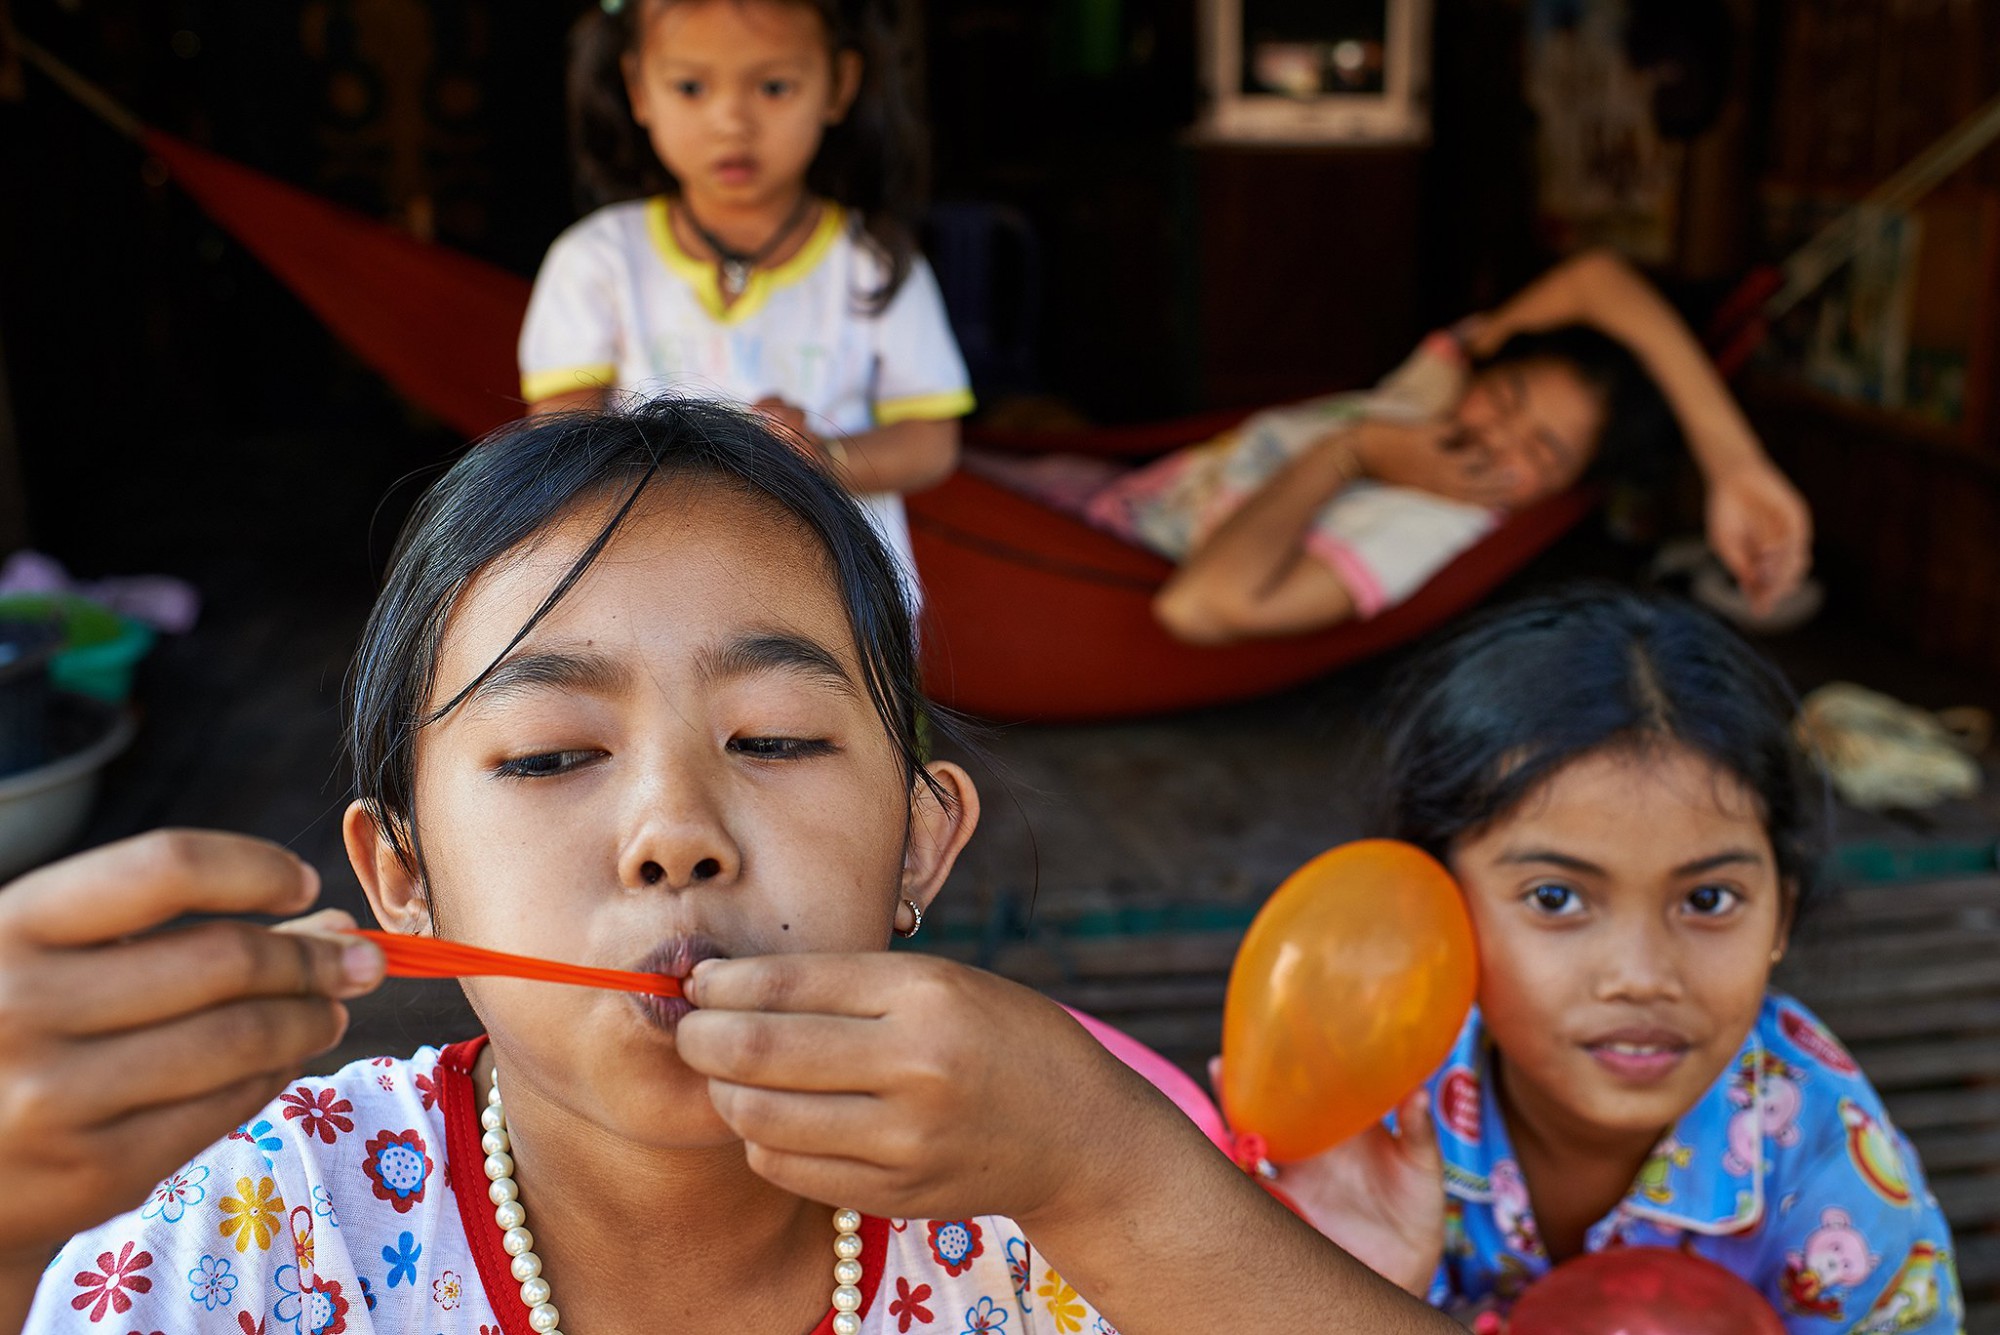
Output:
[
  {"xmin": 568, "ymin": 4, "xmax": 672, "ymax": 211},
  {"xmin": 811, "ymin": 0, "xmax": 926, "ymax": 312}
]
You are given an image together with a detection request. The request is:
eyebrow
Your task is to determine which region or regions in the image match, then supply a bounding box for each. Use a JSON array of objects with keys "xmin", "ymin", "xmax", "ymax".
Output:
[
  {"xmin": 695, "ymin": 632, "xmax": 857, "ymax": 695},
  {"xmin": 1497, "ymin": 848, "xmax": 1768, "ymax": 877},
  {"xmin": 462, "ymin": 649, "xmax": 630, "ymax": 715},
  {"xmin": 660, "ymin": 56, "xmax": 813, "ymax": 73}
]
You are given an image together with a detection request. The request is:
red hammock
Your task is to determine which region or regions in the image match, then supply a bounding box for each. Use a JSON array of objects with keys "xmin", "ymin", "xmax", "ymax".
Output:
[{"xmin": 140, "ymin": 129, "xmax": 1592, "ymax": 722}]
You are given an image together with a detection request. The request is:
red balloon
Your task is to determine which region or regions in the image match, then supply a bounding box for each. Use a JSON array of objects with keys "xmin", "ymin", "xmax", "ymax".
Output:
[{"xmin": 1510, "ymin": 1249, "xmax": 1784, "ymax": 1335}]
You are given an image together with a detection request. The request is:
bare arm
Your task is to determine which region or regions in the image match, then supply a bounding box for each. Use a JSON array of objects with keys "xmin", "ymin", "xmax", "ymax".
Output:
[
  {"xmin": 1469, "ymin": 250, "xmax": 1813, "ymax": 612},
  {"xmin": 679, "ymin": 953, "xmax": 1460, "ymax": 1334},
  {"xmin": 829, "ymin": 416, "xmax": 960, "ymax": 495},
  {"xmin": 1152, "ymin": 437, "xmax": 1362, "ymax": 645},
  {"xmin": 1153, "ymin": 420, "xmax": 1504, "ymax": 645},
  {"xmin": 1469, "ymin": 249, "xmax": 1764, "ymax": 479}
]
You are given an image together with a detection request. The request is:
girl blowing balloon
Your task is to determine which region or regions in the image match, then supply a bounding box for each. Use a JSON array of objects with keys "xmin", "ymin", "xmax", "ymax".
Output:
[
  {"xmin": 0, "ymin": 402, "xmax": 1452, "ymax": 1335},
  {"xmin": 1283, "ymin": 588, "xmax": 1962, "ymax": 1331},
  {"xmin": 520, "ymin": 0, "xmax": 969, "ymax": 592}
]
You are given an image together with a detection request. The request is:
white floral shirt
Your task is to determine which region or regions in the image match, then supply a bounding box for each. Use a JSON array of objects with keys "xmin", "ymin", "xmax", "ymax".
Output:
[{"xmin": 25, "ymin": 1040, "xmax": 1113, "ymax": 1335}]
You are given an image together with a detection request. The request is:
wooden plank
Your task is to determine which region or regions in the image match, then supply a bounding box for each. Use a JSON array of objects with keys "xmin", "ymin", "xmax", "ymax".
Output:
[
  {"xmin": 1960, "ymin": 1230, "xmax": 2000, "ymax": 1290},
  {"xmin": 985, "ymin": 930, "xmax": 1244, "ymax": 985},
  {"xmin": 1907, "ymin": 1125, "xmax": 2000, "ymax": 1174},
  {"xmin": 1809, "ymin": 992, "xmax": 2000, "ymax": 1044},
  {"xmin": 1878, "ymin": 1084, "xmax": 2000, "ymax": 1134},
  {"xmin": 1786, "ymin": 926, "xmax": 2000, "ymax": 976},
  {"xmin": 1846, "ymin": 1034, "xmax": 2000, "ymax": 1089},
  {"xmin": 1790, "ymin": 955, "xmax": 2000, "ymax": 1006},
  {"xmin": 1804, "ymin": 877, "xmax": 2000, "ymax": 926},
  {"xmin": 1931, "ymin": 1173, "xmax": 2000, "ymax": 1227},
  {"xmin": 1043, "ymin": 977, "xmax": 1229, "ymax": 1014}
]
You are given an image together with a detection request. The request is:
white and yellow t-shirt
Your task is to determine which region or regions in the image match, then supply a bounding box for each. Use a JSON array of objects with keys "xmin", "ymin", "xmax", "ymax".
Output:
[{"xmin": 519, "ymin": 198, "xmax": 974, "ymax": 585}]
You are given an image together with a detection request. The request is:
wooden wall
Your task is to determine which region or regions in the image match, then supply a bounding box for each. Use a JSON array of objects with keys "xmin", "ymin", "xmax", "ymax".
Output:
[{"xmin": 1747, "ymin": 0, "xmax": 2000, "ymax": 674}]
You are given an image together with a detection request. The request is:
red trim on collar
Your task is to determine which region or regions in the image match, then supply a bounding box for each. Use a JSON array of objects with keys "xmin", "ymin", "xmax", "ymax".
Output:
[{"xmin": 438, "ymin": 1036, "xmax": 888, "ymax": 1334}]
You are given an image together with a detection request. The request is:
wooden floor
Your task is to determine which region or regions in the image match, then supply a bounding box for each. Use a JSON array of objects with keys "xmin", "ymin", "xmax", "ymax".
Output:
[
  {"xmin": 1784, "ymin": 875, "xmax": 2000, "ymax": 1328},
  {"xmin": 64, "ymin": 554, "xmax": 2000, "ymax": 1328}
]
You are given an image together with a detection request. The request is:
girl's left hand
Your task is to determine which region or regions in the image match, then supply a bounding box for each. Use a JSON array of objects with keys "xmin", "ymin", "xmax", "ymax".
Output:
[
  {"xmin": 1704, "ymin": 459, "xmax": 1813, "ymax": 616},
  {"xmin": 1251, "ymin": 1084, "xmax": 1447, "ymax": 1296},
  {"xmin": 676, "ymin": 952, "xmax": 1178, "ymax": 1225},
  {"xmin": 751, "ymin": 397, "xmax": 821, "ymax": 453}
]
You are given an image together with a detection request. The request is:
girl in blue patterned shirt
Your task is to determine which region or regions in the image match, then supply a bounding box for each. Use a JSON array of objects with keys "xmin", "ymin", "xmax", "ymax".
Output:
[{"xmin": 1281, "ymin": 587, "xmax": 1962, "ymax": 1332}]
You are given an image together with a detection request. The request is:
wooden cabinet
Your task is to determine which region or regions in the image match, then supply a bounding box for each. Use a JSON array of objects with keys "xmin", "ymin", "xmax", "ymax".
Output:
[{"xmin": 1182, "ymin": 144, "xmax": 1424, "ymax": 407}]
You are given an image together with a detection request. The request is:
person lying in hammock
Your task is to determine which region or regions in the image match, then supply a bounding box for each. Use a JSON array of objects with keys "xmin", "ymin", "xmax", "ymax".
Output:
[{"xmin": 990, "ymin": 250, "xmax": 1810, "ymax": 645}]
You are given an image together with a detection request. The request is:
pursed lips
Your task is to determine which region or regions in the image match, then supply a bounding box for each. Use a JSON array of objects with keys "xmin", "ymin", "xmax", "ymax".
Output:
[{"xmin": 630, "ymin": 933, "xmax": 731, "ymax": 1030}]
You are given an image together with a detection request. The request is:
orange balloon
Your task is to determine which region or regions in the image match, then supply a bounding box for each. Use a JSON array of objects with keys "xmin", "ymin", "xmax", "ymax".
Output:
[{"xmin": 1221, "ymin": 839, "xmax": 1477, "ymax": 1161}]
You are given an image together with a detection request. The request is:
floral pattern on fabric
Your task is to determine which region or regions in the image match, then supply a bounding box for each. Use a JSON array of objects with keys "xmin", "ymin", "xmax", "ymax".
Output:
[
  {"xmin": 360, "ymin": 1130, "xmax": 431, "ymax": 1214},
  {"xmin": 1422, "ymin": 993, "xmax": 1963, "ymax": 1331},
  {"xmin": 381, "ymin": 1233, "xmax": 421, "ymax": 1289},
  {"xmin": 1034, "ymin": 1271, "xmax": 1087, "ymax": 1334},
  {"xmin": 299, "ymin": 1276, "xmax": 350, "ymax": 1335},
  {"xmin": 412, "ymin": 1066, "xmax": 442, "ymax": 1112},
  {"xmin": 889, "ymin": 1276, "xmax": 934, "ymax": 1330},
  {"xmin": 280, "ymin": 1088, "xmax": 355, "ymax": 1146},
  {"xmin": 228, "ymin": 1121, "xmax": 285, "ymax": 1172},
  {"xmin": 217, "ymin": 1179, "xmax": 285, "ymax": 1254},
  {"xmin": 138, "ymin": 1168, "xmax": 208, "ymax": 1225},
  {"xmin": 69, "ymin": 1244, "xmax": 153, "ymax": 1323},
  {"xmin": 961, "ymin": 1296, "xmax": 1008, "ymax": 1332},
  {"xmin": 928, "ymin": 1220, "xmax": 985, "ymax": 1277},
  {"xmin": 1004, "ymin": 1237, "xmax": 1031, "ymax": 1310},
  {"xmin": 25, "ymin": 1047, "xmax": 1108, "ymax": 1335},
  {"xmin": 187, "ymin": 1255, "xmax": 237, "ymax": 1311}
]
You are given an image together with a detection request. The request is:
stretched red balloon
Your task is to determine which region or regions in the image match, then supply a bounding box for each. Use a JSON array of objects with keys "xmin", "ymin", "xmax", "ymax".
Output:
[
  {"xmin": 1511, "ymin": 1248, "xmax": 1785, "ymax": 1335},
  {"xmin": 1220, "ymin": 839, "xmax": 1477, "ymax": 1161}
]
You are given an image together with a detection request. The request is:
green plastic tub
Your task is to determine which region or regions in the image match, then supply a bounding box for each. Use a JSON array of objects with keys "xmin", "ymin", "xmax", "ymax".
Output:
[{"xmin": 0, "ymin": 594, "xmax": 154, "ymax": 703}]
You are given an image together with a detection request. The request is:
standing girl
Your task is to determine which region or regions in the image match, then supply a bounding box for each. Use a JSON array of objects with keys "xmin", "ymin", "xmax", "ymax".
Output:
[
  {"xmin": 0, "ymin": 401, "xmax": 1451, "ymax": 1335},
  {"xmin": 1278, "ymin": 587, "xmax": 1962, "ymax": 1331},
  {"xmin": 519, "ymin": 0, "xmax": 969, "ymax": 590}
]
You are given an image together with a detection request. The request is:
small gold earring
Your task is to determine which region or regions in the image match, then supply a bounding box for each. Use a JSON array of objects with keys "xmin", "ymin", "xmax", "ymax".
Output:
[
  {"xmin": 894, "ymin": 897, "xmax": 924, "ymax": 940},
  {"xmin": 1770, "ymin": 947, "xmax": 1785, "ymax": 964}
]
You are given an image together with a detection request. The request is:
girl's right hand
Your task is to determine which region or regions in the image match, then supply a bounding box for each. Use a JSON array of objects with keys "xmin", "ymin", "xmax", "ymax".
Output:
[
  {"xmin": 751, "ymin": 397, "xmax": 818, "ymax": 450},
  {"xmin": 1347, "ymin": 421, "xmax": 1519, "ymax": 508},
  {"xmin": 1212, "ymin": 1059, "xmax": 1447, "ymax": 1297},
  {"xmin": 0, "ymin": 831, "xmax": 384, "ymax": 1273}
]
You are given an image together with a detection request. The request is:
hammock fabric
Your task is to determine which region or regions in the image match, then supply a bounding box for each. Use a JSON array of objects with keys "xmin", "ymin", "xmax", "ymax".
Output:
[{"xmin": 140, "ymin": 128, "xmax": 1594, "ymax": 722}]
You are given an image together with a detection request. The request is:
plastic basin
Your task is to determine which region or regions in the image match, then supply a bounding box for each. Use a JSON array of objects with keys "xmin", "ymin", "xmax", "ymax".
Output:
[{"xmin": 0, "ymin": 699, "xmax": 136, "ymax": 882}]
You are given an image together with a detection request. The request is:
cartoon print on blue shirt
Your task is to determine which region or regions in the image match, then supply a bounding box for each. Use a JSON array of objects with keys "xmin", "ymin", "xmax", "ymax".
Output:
[
  {"xmin": 1854, "ymin": 1243, "xmax": 1951, "ymax": 1333},
  {"xmin": 1635, "ymin": 1135, "xmax": 1693, "ymax": 1204},
  {"xmin": 1778, "ymin": 1003, "xmax": 1860, "ymax": 1076},
  {"xmin": 1489, "ymin": 1161, "xmax": 1540, "ymax": 1258},
  {"xmin": 1443, "ymin": 1198, "xmax": 1473, "ymax": 1261},
  {"xmin": 1780, "ymin": 1206, "xmax": 1879, "ymax": 1319},
  {"xmin": 1725, "ymin": 1051, "xmax": 1804, "ymax": 1175},
  {"xmin": 1839, "ymin": 1099, "xmax": 1914, "ymax": 1208}
]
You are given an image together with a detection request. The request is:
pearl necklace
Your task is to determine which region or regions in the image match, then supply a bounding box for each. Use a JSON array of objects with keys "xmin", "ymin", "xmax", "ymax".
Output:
[{"xmin": 480, "ymin": 1070, "xmax": 868, "ymax": 1335}]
